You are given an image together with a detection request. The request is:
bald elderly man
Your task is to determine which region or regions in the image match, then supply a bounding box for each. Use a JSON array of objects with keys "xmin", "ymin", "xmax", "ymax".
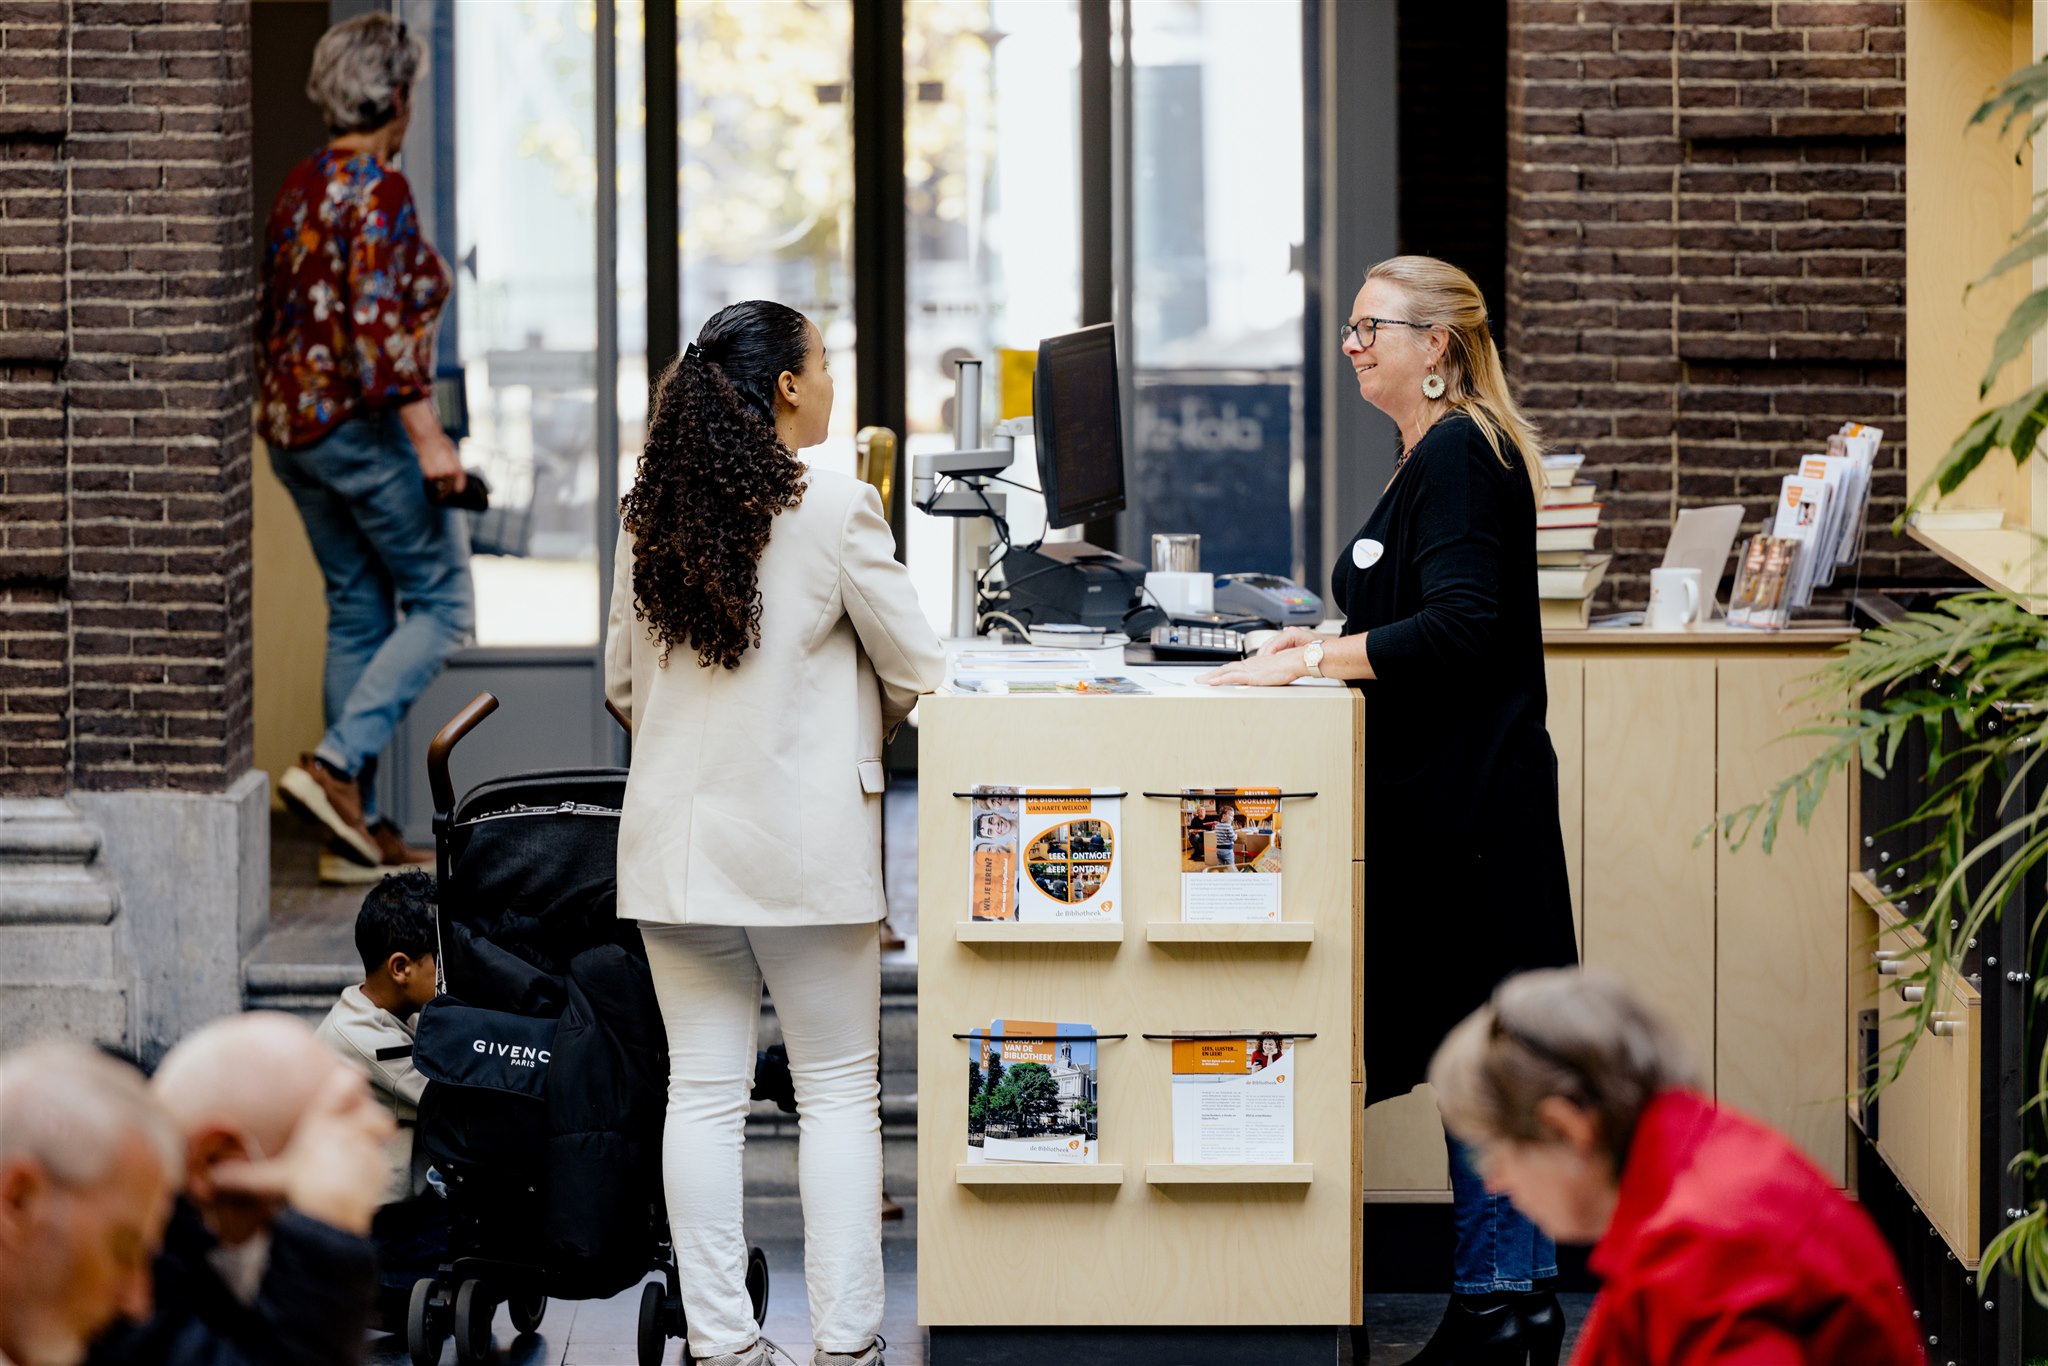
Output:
[
  {"xmin": 0, "ymin": 1041, "xmax": 179, "ymax": 1366},
  {"xmin": 88, "ymin": 1013, "xmax": 394, "ymax": 1366}
]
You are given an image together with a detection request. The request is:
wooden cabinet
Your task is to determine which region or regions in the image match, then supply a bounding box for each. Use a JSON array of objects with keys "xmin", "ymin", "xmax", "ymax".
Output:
[
  {"xmin": 1854, "ymin": 883, "xmax": 1985, "ymax": 1264},
  {"xmin": 1366, "ymin": 631, "xmax": 1854, "ymax": 1196}
]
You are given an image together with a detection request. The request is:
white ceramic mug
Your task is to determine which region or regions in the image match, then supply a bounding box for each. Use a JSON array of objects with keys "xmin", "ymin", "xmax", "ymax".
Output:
[{"xmin": 1647, "ymin": 566, "xmax": 1704, "ymax": 630}]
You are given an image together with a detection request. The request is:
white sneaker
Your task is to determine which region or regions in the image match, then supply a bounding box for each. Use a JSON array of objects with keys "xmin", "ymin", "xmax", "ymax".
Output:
[
  {"xmin": 812, "ymin": 1338, "xmax": 884, "ymax": 1366},
  {"xmin": 694, "ymin": 1344, "xmax": 767, "ymax": 1366}
]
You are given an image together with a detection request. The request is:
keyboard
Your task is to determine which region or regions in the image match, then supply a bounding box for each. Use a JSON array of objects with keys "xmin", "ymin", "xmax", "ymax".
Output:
[{"xmin": 1147, "ymin": 623, "xmax": 1248, "ymax": 662}]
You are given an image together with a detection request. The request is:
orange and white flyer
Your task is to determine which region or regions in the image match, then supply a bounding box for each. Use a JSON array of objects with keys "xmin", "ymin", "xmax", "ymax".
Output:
[
  {"xmin": 1179, "ymin": 789, "xmax": 1282, "ymax": 922},
  {"xmin": 969, "ymin": 786, "xmax": 1023, "ymax": 921},
  {"xmin": 1170, "ymin": 1035, "xmax": 1294, "ymax": 1163},
  {"xmin": 966, "ymin": 1019, "xmax": 1099, "ymax": 1164},
  {"xmin": 969, "ymin": 787, "xmax": 1122, "ymax": 922}
]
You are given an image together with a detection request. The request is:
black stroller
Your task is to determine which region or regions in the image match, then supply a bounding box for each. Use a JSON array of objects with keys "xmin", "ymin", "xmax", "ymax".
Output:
[{"xmin": 402, "ymin": 693, "xmax": 768, "ymax": 1366}]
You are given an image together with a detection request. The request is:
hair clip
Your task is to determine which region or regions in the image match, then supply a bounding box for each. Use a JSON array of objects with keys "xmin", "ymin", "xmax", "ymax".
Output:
[{"xmin": 684, "ymin": 342, "xmax": 703, "ymax": 364}]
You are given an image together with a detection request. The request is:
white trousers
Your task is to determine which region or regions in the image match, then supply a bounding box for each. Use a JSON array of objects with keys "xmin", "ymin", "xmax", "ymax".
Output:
[{"xmin": 641, "ymin": 921, "xmax": 883, "ymax": 1358}]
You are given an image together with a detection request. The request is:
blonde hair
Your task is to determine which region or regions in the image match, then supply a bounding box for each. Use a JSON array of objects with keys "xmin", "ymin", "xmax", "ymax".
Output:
[
  {"xmin": 1365, "ymin": 255, "xmax": 1546, "ymax": 503},
  {"xmin": 1428, "ymin": 969, "xmax": 1700, "ymax": 1169},
  {"xmin": 306, "ymin": 12, "xmax": 424, "ymax": 136}
]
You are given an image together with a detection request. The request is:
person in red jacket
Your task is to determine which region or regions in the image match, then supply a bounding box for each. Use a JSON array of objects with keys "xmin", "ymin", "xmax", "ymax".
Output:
[{"xmin": 1428, "ymin": 968, "xmax": 1924, "ymax": 1366}]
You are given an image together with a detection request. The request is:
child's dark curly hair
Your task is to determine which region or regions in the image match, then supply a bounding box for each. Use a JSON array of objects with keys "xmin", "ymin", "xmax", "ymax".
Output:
[
  {"xmin": 356, "ymin": 869, "xmax": 436, "ymax": 975},
  {"xmin": 621, "ymin": 300, "xmax": 812, "ymax": 670}
]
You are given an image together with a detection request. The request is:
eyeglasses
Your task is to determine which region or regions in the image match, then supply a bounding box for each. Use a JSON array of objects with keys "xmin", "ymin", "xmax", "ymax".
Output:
[{"xmin": 1340, "ymin": 316, "xmax": 1434, "ymax": 349}]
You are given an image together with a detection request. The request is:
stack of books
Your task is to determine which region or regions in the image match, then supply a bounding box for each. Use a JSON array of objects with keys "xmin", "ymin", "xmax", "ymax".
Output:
[{"xmin": 1535, "ymin": 453, "xmax": 1608, "ymax": 629}]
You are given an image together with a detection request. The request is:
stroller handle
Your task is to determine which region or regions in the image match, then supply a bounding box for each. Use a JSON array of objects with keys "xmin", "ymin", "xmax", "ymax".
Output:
[{"xmin": 428, "ymin": 691, "xmax": 499, "ymax": 815}]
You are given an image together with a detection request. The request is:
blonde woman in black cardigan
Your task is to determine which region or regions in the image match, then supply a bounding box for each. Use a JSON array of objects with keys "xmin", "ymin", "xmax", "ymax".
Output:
[{"xmin": 1205, "ymin": 257, "xmax": 1579, "ymax": 1366}]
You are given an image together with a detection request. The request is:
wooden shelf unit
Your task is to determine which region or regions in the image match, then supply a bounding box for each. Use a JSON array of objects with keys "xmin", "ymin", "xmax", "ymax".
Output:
[
  {"xmin": 1144, "ymin": 921, "xmax": 1314, "ymax": 943},
  {"xmin": 954, "ymin": 920, "xmax": 1125, "ymax": 943},
  {"xmin": 1144, "ymin": 1163, "xmax": 1313, "ymax": 1185},
  {"xmin": 956, "ymin": 1163, "xmax": 1125, "ymax": 1186}
]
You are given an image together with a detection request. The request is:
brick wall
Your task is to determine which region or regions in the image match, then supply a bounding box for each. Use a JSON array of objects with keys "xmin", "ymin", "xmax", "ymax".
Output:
[
  {"xmin": 1506, "ymin": 0, "xmax": 1938, "ymax": 609},
  {"xmin": 0, "ymin": 1, "xmax": 254, "ymax": 796}
]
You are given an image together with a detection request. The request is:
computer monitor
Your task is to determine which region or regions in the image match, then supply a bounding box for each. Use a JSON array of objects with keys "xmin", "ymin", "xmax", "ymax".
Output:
[{"xmin": 1033, "ymin": 324, "xmax": 1126, "ymax": 529}]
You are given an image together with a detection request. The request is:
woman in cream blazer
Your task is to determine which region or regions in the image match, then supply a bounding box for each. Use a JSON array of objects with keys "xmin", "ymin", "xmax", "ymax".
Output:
[{"xmin": 605, "ymin": 300, "xmax": 945, "ymax": 1366}]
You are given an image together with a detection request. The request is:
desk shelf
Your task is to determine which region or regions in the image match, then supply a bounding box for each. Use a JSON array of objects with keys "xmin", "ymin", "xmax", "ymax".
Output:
[
  {"xmin": 1145, "ymin": 1163, "xmax": 1313, "ymax": 1185},
  {"xmin": 955, "ymin": 921, "xmax": 1125, "ymax": 944},
  {"xmin": 1145, "ymin": 921, "xmax": 1314, "ymax": 944},
  {"xmin": 956, "ymin": 1163, "xmax": 1124, "ymax": 1186}
]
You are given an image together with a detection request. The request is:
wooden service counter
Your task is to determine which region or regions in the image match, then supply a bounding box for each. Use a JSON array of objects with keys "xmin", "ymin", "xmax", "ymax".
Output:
[
  {"xmin": 1366, "ymin": 621, "xmax": 1861, "ymax": 1202},
  {"xmin": 915, "ymin": 624, "xmax": 1858, "ymax": 1351},
  {"xmin": 915, "ymin": 668, "xmax": 1363, "ymax": 1343}
]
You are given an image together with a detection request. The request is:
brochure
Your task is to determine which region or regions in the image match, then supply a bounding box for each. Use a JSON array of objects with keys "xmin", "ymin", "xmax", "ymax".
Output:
[
  {"xmin": 966, "ymin": 1019, "xmax": 1099, "ymax": 1164},
  {"xmin": 1769, "ymin": 473, "xmax": 1830, "ymax": 609},
  {"xmin": 1179, "ymin": 788, "xmax": 1283, "ymax": 922},
  {"xmin": 1728, "ymin": 535, "xmax": 1798, "ymax": 630},
  {"xmin": 1170, "ymin": 1036, "xmax": 1295, "ymax": 1163},
  {"xmin": 954, "ymin": 675, "xmax": 1149, "ymax": 696},
  {"xmin": 968, "ymin": 786, "xmax": 1122, "ymax": 922}
]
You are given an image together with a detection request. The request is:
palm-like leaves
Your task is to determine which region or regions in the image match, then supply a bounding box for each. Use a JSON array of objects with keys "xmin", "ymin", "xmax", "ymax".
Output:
[{"xmin": 1717, "ymin": 594, "xmax": 2048, "ymax": 1294}]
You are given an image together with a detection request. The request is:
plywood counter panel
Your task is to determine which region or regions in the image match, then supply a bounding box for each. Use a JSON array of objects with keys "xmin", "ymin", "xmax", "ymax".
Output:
[
  {"xmin": 1581, "ymin": 656, "xmax": 1720, "ymax": 1072},
  {"xmin": 1714, "ymin": 657, "xmax": 1848, "ymax": 1183},
  {"xmin": 918, "ymin": 687, "xmax": 1363, "ymax": 1327}
]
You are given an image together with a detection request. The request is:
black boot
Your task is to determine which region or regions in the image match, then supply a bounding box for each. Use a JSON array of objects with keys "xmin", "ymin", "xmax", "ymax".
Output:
[
  {"xmin": 1393, "ymin": 1293, "xmax": 1527, "ymax": 1366},
  {"xmin": 1516, "ymin": 1289, "xmax": 1565, "ymax": 1366}
]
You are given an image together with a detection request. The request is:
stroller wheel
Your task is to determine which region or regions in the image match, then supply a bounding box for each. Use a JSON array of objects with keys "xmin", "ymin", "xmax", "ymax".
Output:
[
  {"xmin": 510, "ymin": 1290, "xmax": 547, "ymax": 1335},
  {"xmin": 406, "ymin": 1278, "xmax": 445, "ymax": 1366},
  {"xmin": 637, "ymin": 1280, "xmax": 670, "ymax": 1366},
  {"xmin": 746, "ymin": 1246, "xmax": 770, "ymax": 1326},
  {"xmin": 453, "ymin": 1279, "xmax": 494, "ymax": 1365}
]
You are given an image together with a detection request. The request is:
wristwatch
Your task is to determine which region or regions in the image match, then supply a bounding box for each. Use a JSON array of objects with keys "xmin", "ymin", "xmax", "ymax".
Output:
[{"xmin": 1303, "ymin": 637, "xmax": 1325, "ymax": 678}]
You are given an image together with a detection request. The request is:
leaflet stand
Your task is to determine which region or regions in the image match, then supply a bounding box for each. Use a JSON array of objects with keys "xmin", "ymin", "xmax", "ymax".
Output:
[{"xmin": 916, "ymin": 683, "xmax": 1365, "ymax": 1364}]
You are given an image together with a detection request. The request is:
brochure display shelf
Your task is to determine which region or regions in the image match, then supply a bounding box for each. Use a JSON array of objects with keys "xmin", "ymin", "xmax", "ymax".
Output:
[
  {"xmin": 954, "ymin": 920, "xmax": 1125, "ymax": 943},
  {"xmin": 918, "ymin": 680, "xmax": 1364, "ymax": 1344},
  {"xmin": 1144, "ymin": 1162, "xmax": 1314, "ymax": 1184},
  {"xmin": 1145, "ymin": 920, "xmax": 1314, "ymax": 943},
  {"xmin": 956, "ymin": 1163, "xmax": 1127, "ymax": 1186}
]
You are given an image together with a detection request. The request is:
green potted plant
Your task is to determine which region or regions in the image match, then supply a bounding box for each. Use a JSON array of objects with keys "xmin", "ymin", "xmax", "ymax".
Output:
[{"xmin": 1720, "ymin": 59, "xmax": 2048, "ymax": 1301}]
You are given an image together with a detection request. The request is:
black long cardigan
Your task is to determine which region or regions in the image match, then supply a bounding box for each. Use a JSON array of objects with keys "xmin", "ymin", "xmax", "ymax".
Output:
[{"xmin": 1332, "ymin": 412, "xmax": 1580, "ymax": 1105}]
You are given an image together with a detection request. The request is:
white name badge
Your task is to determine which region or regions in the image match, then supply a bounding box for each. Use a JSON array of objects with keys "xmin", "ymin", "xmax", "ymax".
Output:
[{"xmin": 1352, "ymin": 538, "xmax": 1384, "ymax": 569}]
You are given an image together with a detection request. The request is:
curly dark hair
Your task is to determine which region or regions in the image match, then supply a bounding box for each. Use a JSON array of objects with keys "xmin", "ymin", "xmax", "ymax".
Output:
[{"xmin": 621, "ymin": 300, "xmax": 812, "ymax": 670}]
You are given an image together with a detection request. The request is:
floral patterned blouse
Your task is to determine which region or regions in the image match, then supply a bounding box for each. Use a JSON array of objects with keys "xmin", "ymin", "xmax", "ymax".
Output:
[{"xmin": 257, "ymin": 149, "xmax": 450, "ymax": 451}]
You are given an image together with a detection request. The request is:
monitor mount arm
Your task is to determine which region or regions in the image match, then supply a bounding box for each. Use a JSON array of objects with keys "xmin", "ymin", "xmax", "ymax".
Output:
[{"xmin": 911, "ymin": 357, "xmax": 1033, "ymax": 637}]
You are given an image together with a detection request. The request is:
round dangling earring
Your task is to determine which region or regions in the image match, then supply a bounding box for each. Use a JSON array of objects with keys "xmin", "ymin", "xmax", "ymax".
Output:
[{"xmin": 1421, "ymin": 370, "xmax": 1447, "ymax": 400}]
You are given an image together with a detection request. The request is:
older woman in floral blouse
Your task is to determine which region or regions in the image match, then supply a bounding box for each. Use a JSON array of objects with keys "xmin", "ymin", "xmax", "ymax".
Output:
[{"xmin": 258, "ymin": 12, "xmax": 471, "ymax": 881}]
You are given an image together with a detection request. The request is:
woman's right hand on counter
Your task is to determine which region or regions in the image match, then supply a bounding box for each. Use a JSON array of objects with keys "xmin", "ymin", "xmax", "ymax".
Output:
[{"xmin": 1252, "ymin": 626, "xmax": 1317, "ymax": 658}]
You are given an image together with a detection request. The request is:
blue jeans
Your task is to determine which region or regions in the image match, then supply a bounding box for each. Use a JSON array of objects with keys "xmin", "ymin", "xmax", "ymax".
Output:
[
  {"xmin": 1448, "ymin": 1133, "xmax": 1557, "ymax": 1294},
  {"xmin": 269, "ymin": 412, "xmax": 473, "ymax": 813}
]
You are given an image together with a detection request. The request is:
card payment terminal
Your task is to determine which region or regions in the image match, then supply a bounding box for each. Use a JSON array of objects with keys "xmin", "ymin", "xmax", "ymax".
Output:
[{"xmin": 1212, "ymin": 572, "xmax": 1324, "ymax": 628}]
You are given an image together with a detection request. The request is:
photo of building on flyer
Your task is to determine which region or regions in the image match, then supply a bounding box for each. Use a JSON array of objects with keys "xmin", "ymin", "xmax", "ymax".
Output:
[{"xmin": 966, "ymin": 1019, "xmax": 1099, "ymax": 1164}]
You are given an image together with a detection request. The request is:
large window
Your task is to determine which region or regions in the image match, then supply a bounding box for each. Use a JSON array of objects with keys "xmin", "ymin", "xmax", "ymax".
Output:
[
  {"xmin": 452, "ymin": 1, "xmax": 640, "ymax": 646},
  {"xmin": 439, "ymin": 0, "xmax": 1311, "ymax": 648},
  {"xmin": 677, "ymin": 1, "xmax": 859, "ymax": 479},
  {"xmin": 903, "ymin": 0, "xmax": 1084, "ymax": 631},
  {"xmin": 1127, "ymin": 1, "xmax": 1306, "ymax": 580}
]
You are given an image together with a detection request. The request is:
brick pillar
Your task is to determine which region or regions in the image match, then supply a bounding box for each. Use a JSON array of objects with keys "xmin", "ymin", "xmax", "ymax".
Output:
[
  {"xmin": 0, "ymin": 2, "xmax": 264, "ymax": 1059},
  {"xmin": 1505, "ymin": 0, "xmax": 1933, "ymax": 609}
]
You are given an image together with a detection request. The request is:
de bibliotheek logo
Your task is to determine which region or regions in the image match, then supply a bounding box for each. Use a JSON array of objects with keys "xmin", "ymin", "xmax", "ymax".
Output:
[{"xmin": 472, "ymin": 1039, "xmax": 550, "ymax": 1068}]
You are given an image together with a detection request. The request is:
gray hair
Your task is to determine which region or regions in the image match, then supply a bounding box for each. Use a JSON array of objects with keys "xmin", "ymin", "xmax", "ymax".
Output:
[
  {"xmin": 306, "ymin": 12, "xmax": 425, "ymax": 136},
  {"xmin": 1428, "ymin": 968, "xmax": 1701, "ymax": 1168},
  {"xmin": 0, "ymin": 1040, "xmax": 181, "ymax": 1188}
]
